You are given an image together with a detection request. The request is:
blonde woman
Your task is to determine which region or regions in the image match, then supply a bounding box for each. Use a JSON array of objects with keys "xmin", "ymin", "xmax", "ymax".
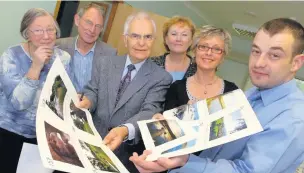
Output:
[
  {"xmin": 151, "ymin": 16, "xmax": 196, "ymax": 82},
  {"xmin": 164, "ymin": 25, "xmax": 238, "ymax": 110}
]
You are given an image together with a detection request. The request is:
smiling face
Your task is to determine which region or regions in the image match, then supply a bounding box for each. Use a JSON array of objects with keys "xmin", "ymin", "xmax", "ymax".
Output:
[
  {"xmin": 124, "ymin": 18, "xmax": 155, "ymax": 64},
  {"xmin": 75, "ymin": 7, "xmax": 103, "ymax": 45},
  {"xmin": 248, "ymin": 29, "xmax": 304, "ymax": 89},
  {"xmin": 165, "ymin": 23, "xmax": 192, "ymax": 54},
  {"xmin": 27, "ymin": 15, "xmax": 57, "ymax": 48},
  {"xmin": 195, "ymin": 36, "xmax": 225, "ymax": 71}
]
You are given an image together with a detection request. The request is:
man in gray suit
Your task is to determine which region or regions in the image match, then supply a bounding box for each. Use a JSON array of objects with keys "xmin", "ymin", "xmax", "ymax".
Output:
[
  {"xmin": 56, "ymin": 3, "xmax": 117, "ymax": 93},
  {"xmin": 79, "ymin": 12, "xmax": 172, "ymax": 172}
]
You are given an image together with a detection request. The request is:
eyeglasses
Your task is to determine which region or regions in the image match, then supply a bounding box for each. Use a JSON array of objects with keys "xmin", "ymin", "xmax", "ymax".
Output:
[
  {"xmin": 81, "ymin": 18, "xmax": 103, "ymax": 31},
  {"xmin": 29, "ymin": 28, "xmax": 56, "ymax": 36},
  {"xmin": 127, "ymin": 33, "xmax": 154, "ymax": 42},
  {"xmin": 197, "ymin": 45, "xmax": 224, "ymax": 54}
]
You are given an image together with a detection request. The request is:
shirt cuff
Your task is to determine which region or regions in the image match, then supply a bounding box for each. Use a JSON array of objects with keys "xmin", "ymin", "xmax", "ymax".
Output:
[
  {"xmin": 122, "ymin": 123, "xmax": 135, "ymax": 141},
  {"xmin": 169, "ymin": 154, "xmax": 207, "ymax": 173},
  {"xmin": 23, "ymin": 76, "xmax": 40, "ymax": 88}
]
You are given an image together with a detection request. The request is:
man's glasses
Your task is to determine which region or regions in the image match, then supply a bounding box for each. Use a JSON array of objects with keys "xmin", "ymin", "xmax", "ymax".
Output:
[
  {"xmin": 81, "ymin": 18, "xmax": 103, "ymax": 31},
  {"xmin": 127, "ymin": 33, "xmax": 154, "ymax": 42},
  {"xmin": 197, "ymin": 45, "xmax": 224, "ymax": 54},
  {"xmin": 29, "ymin": 28, "xmax": 56, "ymax": 36}
]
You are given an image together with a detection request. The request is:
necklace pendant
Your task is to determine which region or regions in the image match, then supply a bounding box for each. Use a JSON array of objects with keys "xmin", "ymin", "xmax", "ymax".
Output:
[{"xmin": 204, "ymin": 91, "xmax": 207, "ymax": 94}]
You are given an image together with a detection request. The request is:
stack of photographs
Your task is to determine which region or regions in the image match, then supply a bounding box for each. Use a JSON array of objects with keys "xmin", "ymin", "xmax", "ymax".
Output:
[
  {"xmin": 36, "ymin": 58, "xmax": 129, "ymax": 173},
  {"xmin": 138, "ymin": 89, "xmax": 263, "ymax": 161}
]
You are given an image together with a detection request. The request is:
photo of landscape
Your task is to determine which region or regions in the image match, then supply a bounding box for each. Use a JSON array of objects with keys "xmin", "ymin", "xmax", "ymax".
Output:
[
  {"xmin": 79, "ymin": 141, "xmax": 119, "ymax": 172},
  {"xmin": 70, "ymin": 100, "xmax": 94, "ymax": 135},
  {"xmin": 147, "ymin": 119, "xmax": 185, "ymax": 147},
  {"xmin": 206, "ymin": 95, "xmax": 226, "ymax": 114},
  {"xmin": 45, "ymin": 75, "xmax": 67, "ymax": 120},
  {"xmin": 209, "ymin": 117, "xmax": 226, "ymax": 141},
  {"xmin": 225, "ymin": 108, "xmax": 247, "ymax": 134}
]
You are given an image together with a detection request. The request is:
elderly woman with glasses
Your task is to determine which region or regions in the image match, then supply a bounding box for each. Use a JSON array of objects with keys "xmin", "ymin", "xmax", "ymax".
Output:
[
  {"xmin": 151, "ymin": 16, "xmax": 197, "ymax": 83},
  {"xmin": 0, "ymin": 8, "xmax": 72, "ymax": 172}
]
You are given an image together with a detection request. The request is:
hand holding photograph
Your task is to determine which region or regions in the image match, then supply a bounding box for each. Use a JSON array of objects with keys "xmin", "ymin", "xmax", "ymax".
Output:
[
  {"xmin": 138, "ymin": 89, "xmax": 263, "ymax": 161},
  {"xmin": 36, "ymin": 58, "xmax": 129, "ymax": 173}
]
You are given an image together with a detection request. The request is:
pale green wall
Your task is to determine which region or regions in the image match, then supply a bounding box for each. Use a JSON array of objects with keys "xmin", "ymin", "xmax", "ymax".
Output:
[
  {"xmin": 125, "ymin": 1, "xmax": 252, "ymax": 90},
  {"xmin": 0, "ymin": 1, "xmax": 57, "ymax": 54},
  {"xmin": 216, "ymin": 59, "xmax": 249, "ymax": 90},
  {"xmin": 296, "ymin": 79, "xmax": 304, "ymax": 92},
  {"xmin": 125, "ymin": 1, "xmax": 206, "ymax": 27}
]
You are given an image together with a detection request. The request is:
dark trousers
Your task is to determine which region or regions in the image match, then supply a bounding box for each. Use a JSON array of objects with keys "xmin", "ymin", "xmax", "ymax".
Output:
[{"xmin": 0, "ymin": 127, "xmax": 37, "ymax": 173}]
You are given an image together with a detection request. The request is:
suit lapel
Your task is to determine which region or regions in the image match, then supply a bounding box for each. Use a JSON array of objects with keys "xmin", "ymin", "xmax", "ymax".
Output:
[
  {"xmin": 108, "ymin": 55, "xmax": 127, "ymax": 113},
  {"xmin": 93, "ymin": 41, "xmax": 104, "ymax": 58},
  {"xmin": 66, "ymin": 37, "xmax": 76, "ymax": 57},
  {"xmin": 112, "ymin": 60, "xmax": 153, "ymax": 114},
  {"xmin": 66, "ymin": 37, "xmax": 77, "ymax": 85}
]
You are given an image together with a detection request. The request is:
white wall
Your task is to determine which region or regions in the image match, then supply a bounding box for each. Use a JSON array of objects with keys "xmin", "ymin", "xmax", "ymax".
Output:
[
  {"xmin": 0, "ymin": 1, "xmax": 57, "ymax": 54},
  {"xmin": 216, "ymin": 59, "xmax": 249, "ymax": 90}
]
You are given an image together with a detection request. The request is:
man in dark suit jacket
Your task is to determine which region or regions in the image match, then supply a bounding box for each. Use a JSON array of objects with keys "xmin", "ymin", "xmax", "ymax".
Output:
[
  {"xmin": 56, "ymin": 3, "xmax": 117, "ymax": 93},
  {"xmin": 79, "ymin": 12, "xmax": 172, "ymax": 172}
]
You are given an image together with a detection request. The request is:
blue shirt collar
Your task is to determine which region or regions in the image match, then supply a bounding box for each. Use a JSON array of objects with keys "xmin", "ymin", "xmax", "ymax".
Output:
[
  {"xmin": 74, "ymin": 36, "xmax": 96, "ymax": 56},
  {"xmin": 125, "ymin": 54, "xmax": 146, "ymax": 71},
  {"xmin": 246, "ymin": 79, "xmax": 297, "ymax": 106}
]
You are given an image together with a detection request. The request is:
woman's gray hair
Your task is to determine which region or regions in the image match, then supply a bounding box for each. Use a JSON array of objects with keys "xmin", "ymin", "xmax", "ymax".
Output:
[
  {"xmin": 77, "ymin": 3, "xmax": 105, "ymax": 18},
  {"xmin": 20, "ymin": 8, "xmax": 61, "ymax": 40},
  {"xmin": 123, "ymin": 11, "xmax": 156, "ymax": 35},
  {"xmin": 192, "ymin": 25, "xmax": 232, "ymax": 56}
]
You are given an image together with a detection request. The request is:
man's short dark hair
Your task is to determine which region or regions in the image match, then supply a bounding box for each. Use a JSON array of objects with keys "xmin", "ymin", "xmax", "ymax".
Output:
[{"xmin": 259, "ymin": 18, "xmax": 304, "ymax": 56}]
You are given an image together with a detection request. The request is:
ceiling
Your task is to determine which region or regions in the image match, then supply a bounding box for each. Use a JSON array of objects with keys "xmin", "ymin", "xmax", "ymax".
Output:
[
  {"xmin": 185, "ymin": 1, "xmax": 304, "ymax": 64},
  {"xmin": 127, "ymin": 1, "xmax": 304, "ymax": 65}
]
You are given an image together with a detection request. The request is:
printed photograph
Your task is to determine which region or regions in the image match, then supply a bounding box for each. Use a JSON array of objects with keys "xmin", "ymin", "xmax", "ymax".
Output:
[
  {"xmin": 70, "ymin": 100, "xmax": 94, "ymax": 135},
  {"xmin": 171, "ymin": 105, "xmax": 187, "ymax": 120},
  {"xmin": 225, "ymin": 108, "xmax": 247, "ymax": 134},
  {"xmin": 147, "ymin": 119, "xmax": 185, "ymax": 147},
  {"xmin": 45, "ymin": 75, "xmax": 67, "ymax": 120},
  {"xmin": 44, "ymin": 122, "xmax": 83, "ymax": 167},
  {"xmin": 161, "ymin": 138, "xmax": 196, "ymax": 154},
  {"xmin": 209, "ymin": 117, "xmax": 227, "ymax": 141},
  {"xmin": 79, "ymin": 141, "xmax": 119, "ymax": 173},
  {"xmin": 171, "ymin": 104, "xmax": 197, "ymax": 121},
  {"xmin": 191, "ymin": 103, "xmax": 200, "ymax": 121},
  {"xmin": 206, "ymin": 95, "xmax": 226, "ymax": 114},
  {"xmin": 161, "ymin": 123, "xmax": 200, "ymax": 154}
]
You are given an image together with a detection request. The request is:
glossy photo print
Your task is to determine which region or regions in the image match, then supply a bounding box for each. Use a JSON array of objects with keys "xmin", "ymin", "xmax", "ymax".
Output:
[
  {"xmin": 207, "ymin": 95, "xmax": 226, "ymax": 114},
  {"xmin": 225, "ymin": 108, "xmax": 247, "ymax": 135},
  {"xmin": 44, "ymin": 122, "xmax": 83, "ymax": 167},
  {"xmin": 45, "ymin": 75, "xmax": 67, "ymax": 120},
  {"xmin": 170, "ymin": 104, "xmax": 198, "ymax": 121},
  {"xmin": 70, "ymin": 100, "xmax": 94, "ymax": 135},
  {"xmin": 209, "ymin": 117, "xmax": 226, "ymax": 141},
  {"xmin": 147, "ymin": 119, "xmax": 185, "ymax": 147},
  {"xmin": 79, "ymin": 141, "xmax": 120, "ymax": 173}
]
